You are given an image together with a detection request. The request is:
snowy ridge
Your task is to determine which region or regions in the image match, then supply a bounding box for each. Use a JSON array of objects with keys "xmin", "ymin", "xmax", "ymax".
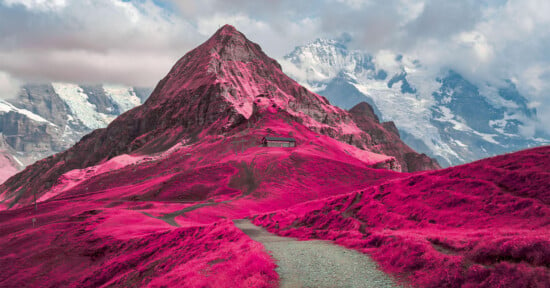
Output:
[
  {"xmin": 283, "ymin": 40, "xmax": 458, "ymax": 164},
  {"xmin": 283, "ymin": 39, "xmax": 373, "ymax": 90},
  {"xmin": 0, "ymin": 99, "xmax": 56, "ymax": 126},
  {"xmin": 52, "ymin": 83, "xmax": 116, "ymax": 129},
  {"xmin": 350, "ymin": 80, "xmax": 462, "ymax": 163}
]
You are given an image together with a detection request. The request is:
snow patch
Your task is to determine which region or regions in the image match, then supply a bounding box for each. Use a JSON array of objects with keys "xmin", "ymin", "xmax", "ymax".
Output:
[
  {"xmin": 11, "ymin": 155, "xmax": 23, "ymax": 167},
  {"xmin": 103, "ymin": 85, "xmax": 142, "ymax": 113},
  {"xmin": 52, "ymin": 83, "xmax": 115, "ymax": 129},
  {"xmin": 453, "ymin": 139, "xmax": 468, "ymax": 148},
  {"xmin": 435, "ymin": 106, "xmax": 500, "ymax": 145}
]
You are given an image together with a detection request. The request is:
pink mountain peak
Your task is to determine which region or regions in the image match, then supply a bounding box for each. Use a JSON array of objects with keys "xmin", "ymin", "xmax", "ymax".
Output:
[{"xmin": 213, "ymin": 24, "xmax": 240, "ymax": 37}]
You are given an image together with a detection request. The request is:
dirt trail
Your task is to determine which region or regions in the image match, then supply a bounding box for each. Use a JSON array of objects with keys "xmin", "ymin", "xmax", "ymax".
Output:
[{"xmin": 233, "ymin": 219, "xmax": 398, "ymax": 288}]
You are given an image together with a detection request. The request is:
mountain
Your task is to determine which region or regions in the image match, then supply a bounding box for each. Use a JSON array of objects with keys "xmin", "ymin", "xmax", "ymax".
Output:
[
  {"xmin": 282, "ymin": 38, "xmax": 550, "ymax": 166},
  {"xmin": 348, "ymin": 102, "xmax": 439, "ymax": 172},
  {"xmin": 0, "ymin": 25, "xmax": 546, "ymax": 287},
  {"xmin": 0, "ymin": 83, "xmax": 151, "ymax": 183},
  {"xmin": 0, "ymin": 25, "xmax": 440, "ymax": 209}
]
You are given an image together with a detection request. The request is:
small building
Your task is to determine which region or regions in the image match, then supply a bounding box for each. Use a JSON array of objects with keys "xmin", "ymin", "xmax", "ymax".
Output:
[{"xmin": 262, "ymin": 136, "xmax": 296, "ymax": 148}]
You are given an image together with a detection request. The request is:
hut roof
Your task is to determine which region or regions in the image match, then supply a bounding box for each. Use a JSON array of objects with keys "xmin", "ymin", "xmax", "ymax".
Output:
[{"xmin": 263, "ymin": 136, "xmax": 296, "ymax": 142}]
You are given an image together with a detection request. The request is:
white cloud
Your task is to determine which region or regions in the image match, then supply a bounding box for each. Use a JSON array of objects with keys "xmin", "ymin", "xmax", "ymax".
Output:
[
  {"xmin": 373, "ymin": 50, "xmax": 400, "ymax": 73},
  {"xmin": 454, "ymin": 31, "xmax": 494, "ymax": 63},
  {"xmin": 0, "ymin": 50, "xmax": 177, "ymax": 86},
  {"xmin": 334, "ymin": 0, "xmax": 372, "ymax": 9},
  {"xmin": 396, "ymin": 0, "xmax": 425, "ymax": 25},
  {"xmin": 0, "ymin": 71, "xmax": 21, "ymax": 99},
  {"xmin": 0, "ymin": 0, "xmax": 201, "ymax": 86},
  {"xmin": 3, "ymin": 0, "xmax": 67, "ymax": 11}
]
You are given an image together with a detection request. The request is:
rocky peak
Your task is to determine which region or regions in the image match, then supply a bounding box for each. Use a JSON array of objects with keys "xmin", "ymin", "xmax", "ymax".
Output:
[
  {"xmin": 205, "ymin": 25, "xmax": 280, "ymax": 67},
  {"xmin": 146, "ymin": 25, "xmax": 360, "ymax": 143},
  {"xmin": 163, "ymin": 25, "xmax": 280, "ymax": 88},
  {"xmin": 213, "ymin": 24, "xmax": 239, "ymax": 36},
  {"xmin": 209, "ymin": 25, "xmax": 262, "ymax": 60},
  {"xmin": 349, "ymin": 102, "xmax": 379, "ymax": 122},
  {"xmin": 348, "ymin": 101, "xmax": 440, "ymax": 172}
]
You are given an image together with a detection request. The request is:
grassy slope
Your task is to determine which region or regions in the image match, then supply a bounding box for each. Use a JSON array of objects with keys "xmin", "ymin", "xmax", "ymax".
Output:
[{"xmin": 252, "ymin": 146, "xmax": 550, "ymax": 287}]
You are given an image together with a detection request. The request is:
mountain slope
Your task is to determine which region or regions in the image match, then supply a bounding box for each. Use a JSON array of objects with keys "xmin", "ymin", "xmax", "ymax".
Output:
[
  {"xmin": 282, "ymin": 39, "xmax": 549, "ymax": 166},
  {"xmin": 253, "ymin": 145, "xmax": 550, "ymax": 287},
  {"xmin": 0, "ymin": 83, "xmax": 151, "ymax": 183}
]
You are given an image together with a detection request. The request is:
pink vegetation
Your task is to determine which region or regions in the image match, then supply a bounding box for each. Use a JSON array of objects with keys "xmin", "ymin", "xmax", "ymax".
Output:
[
  {"xmin": 0, "ymin": 202, "xmax": 277, "ymax": 288},
  {"xmin": 252, "ymin": 146, "xmax": 550, "ymax": 288}
]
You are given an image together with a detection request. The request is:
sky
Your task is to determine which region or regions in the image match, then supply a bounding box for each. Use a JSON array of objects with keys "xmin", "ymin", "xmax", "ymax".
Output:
[{"xmin": 0, "ymin": 0, "xmax": 549, "ymax": 127}]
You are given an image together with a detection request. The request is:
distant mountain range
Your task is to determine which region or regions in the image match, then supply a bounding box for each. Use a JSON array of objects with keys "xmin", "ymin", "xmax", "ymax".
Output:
[
  {"xmin": 0, "ymin": 84, "xmax": 151, "ymax": 183},
  {"xmin": 282, "ymin": 38, "xmax": 549, "ymax": 166}
]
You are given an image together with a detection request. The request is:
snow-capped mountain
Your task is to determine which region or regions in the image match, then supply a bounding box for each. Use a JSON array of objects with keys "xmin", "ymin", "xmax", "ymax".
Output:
[
  {"xmin": 0, "ymin": 83, "xmax": 151, "ymax": 182},
  {"xmin": 282, "ymin": 39, "xmax": 549, "ymax": 166}
]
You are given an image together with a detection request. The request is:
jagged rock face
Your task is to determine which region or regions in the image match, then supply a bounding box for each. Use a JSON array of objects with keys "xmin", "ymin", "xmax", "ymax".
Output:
[
  {"xmin": 0, "ymin": 87, "xmax": 71, "ymax": 168},
  {"xmin": 1, "ymin": 25, "xmax": 428, "ymax": 206},
  {"xmin": 381, "ymin": 122, "xmax": 399, "ymax": 137},
  {"xmin": 15, "ymin": 84, "xmax": 70, "ymax": 126},
  {"xmin": 0, "ymin": 111, "xmax": 61, "ymax": 153},
  {"xmin": 349, "ymin": 102, "xmax": 440, "ymax": 172}
]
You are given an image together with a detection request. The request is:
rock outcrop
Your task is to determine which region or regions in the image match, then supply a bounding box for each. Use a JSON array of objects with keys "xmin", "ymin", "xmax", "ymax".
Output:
[{"xmin": 349, "ymin": 102, "xmax": 440, "ymax": 172}]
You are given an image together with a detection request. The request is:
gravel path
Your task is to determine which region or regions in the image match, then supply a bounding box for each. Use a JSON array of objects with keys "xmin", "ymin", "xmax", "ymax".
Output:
[{"xmin": 233, "ymin": 219, "xmax": 399, "ymax": 288}]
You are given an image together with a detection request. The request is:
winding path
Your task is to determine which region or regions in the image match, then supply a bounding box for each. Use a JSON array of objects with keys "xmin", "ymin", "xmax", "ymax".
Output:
[{"xmin": 233, "ymin": 219, "xmax": 398, "ymax": 288}]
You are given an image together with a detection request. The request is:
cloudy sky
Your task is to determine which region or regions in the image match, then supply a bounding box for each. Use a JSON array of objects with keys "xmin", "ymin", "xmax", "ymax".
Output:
[{"xmin": 0, "ymin": 0, "xmax": 549, "ymax": 124}]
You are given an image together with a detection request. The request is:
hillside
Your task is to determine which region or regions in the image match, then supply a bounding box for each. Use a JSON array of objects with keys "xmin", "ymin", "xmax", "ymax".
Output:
[{"xmin": 254, "ymin": 145, "xmax": 550, "ymax": 287}]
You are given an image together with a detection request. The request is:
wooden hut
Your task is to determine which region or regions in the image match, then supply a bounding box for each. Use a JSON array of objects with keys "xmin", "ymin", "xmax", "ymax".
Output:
[{"xmin": 261, "ymin": 137, "xmax": 296, "ymax": 148}]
